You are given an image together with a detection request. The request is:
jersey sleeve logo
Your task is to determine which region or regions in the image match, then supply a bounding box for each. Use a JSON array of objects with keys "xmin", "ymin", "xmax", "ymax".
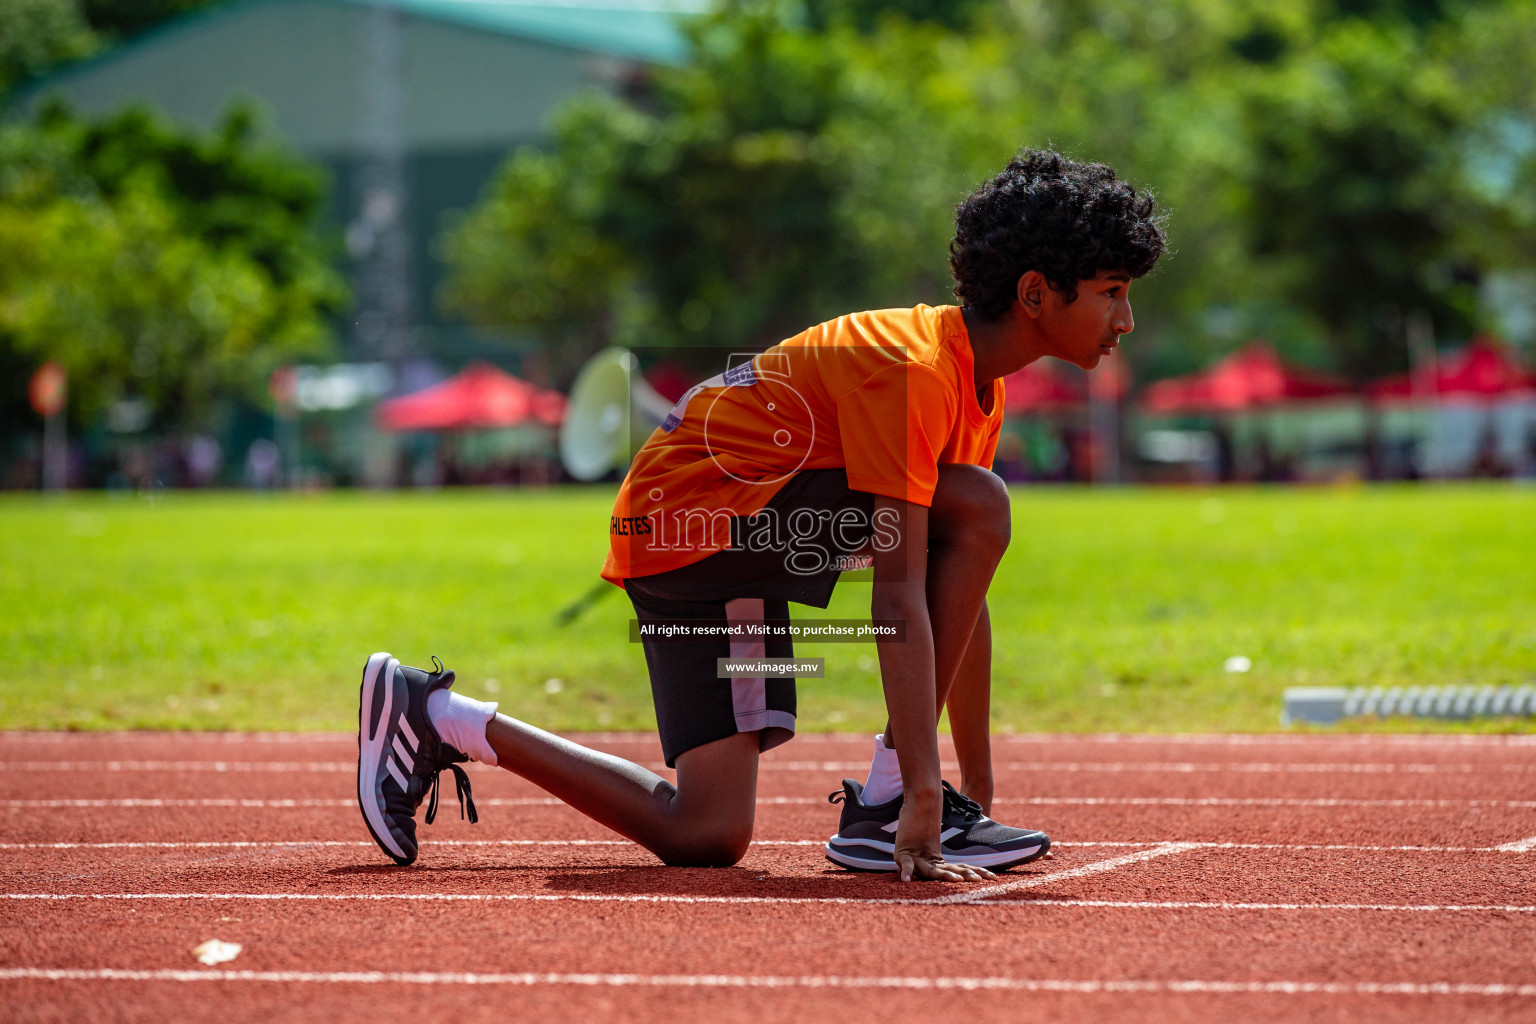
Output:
[{"xmin": 660, "ymin": 358, "xmax": 760, "ymax": 433}]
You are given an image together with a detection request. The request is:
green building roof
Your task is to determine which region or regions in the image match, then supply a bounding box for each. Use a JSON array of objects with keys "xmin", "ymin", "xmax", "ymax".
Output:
[
  {"xmin": 8, "ymin": 0, "xmax": 708, "ymax": 152},
  {"xmin": 341, "ymin": 0, "xmax": 707, "ymax": 63},
  {"xmin": 11, "ymin": 0, "xmax": 705, "ymax": 113}
]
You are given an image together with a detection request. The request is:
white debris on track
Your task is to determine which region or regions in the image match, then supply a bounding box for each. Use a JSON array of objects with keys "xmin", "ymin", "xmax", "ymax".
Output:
[{"xmin": 192, "ymin": 939, "xmax": 242, "ymax": 966}]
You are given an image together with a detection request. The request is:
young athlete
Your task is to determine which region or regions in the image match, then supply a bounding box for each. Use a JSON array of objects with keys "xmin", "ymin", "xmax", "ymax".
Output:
[{"xmin": 356, "ymin": 149, "xmax": 1165, "ymax": 882}]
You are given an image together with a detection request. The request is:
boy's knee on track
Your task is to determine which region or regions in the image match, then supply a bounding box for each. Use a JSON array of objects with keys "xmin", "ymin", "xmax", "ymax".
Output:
[
  {"xmin": 656, "ymin": 801, "xmax": 755, "ymax": 866},
  {"xmin": 656, "ymin": 825, "xmax": 753, "ymax": 867}
]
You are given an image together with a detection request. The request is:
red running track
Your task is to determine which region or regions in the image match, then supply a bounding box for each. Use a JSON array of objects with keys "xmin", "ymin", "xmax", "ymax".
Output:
[{"xmin": 2, "ymin": 731, "xmax": 1535, "ymax": 1023}]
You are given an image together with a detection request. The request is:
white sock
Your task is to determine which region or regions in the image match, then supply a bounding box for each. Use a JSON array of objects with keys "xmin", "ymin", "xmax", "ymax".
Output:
[
  {"xmin": 860, "ymin": 733, "xmax": 902, "ymax": 805},
  {"xmin": 426, "ymin": 689, "xmax": 499, "ymax": 767}
]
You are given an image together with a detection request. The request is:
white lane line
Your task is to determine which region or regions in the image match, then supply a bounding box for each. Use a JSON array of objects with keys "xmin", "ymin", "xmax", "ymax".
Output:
[
  {"xmin": 1067, "ymin": 762, "xmax": 1536, "ymax": 775},
  {"xmin": 2, "ymin": 839, "xmax": 1533, "ymax": 854},
  {"xmin": 6, "ymin": 893, "xmax": 1535, "ymax": 913},
  {"xmin": 1495, "ymin": 835, "xmax": 1536, "ymax": 852},
  {"xmin": 1023, "ymin": 899, "xmax": 1536, "ymax": 913},
  {"xmin": 2, "ymin": 799, "xmax": 382, "ymax": 808},
  {"xmin": 0, "ymin": 968, "xmax": 1533, "ymax": 995},
  {"xmin": 0, "ymin": 762, "xmax": 352, "ymax": 773},
  {"xmin": 1066, "ymin": 841, "xmax": 1536, "ymax": 854},
  {"xmin": 0, "ymin": 847, "xmax": 829, "ymax": 853},
  {"xmin": 1002, "ymin": 797, "xmax": 1536, "ymax": 808},
  {"xmin": 928, "ymin": 843, "xmax": 1198, "ymax": 906},
  {"xmin": 0, "ymin": 798, "xmax": 590, "ymax": 808},
  {"xmin": 990, "ymin": 733, "xmax": 1536, "ymax": 748},
  {"xmin": 0, "ymin": 733, "xmax": 356, "ymax": 745},
  {"xmin": 6, "ymin": 759, "xmax": 1532, "ymax": 774},
  {"xmin": 9, "ymin": 796, "xmax": 1536, "ymax": 809},
  {"xmin": 0, "ymin": 892, "xmax": 933, "ymax": 908},
  {"xmin": 0, "ymin": 732, "xmax": 665, "ymax": 747},
  {"xmin": 760, "ymin": 762, "xmax": 1536, "ymax": 775},
  {"xmin": 6, "ymin": 730, "xmax": 1534, "ymax": 747},
  {"xmin": 3, "ymin": 838, "xmax": 1532, "ymax": 854},
  {"xmin": 1049, "ymin": 762, "xmax": 1536, "ymax": 775}
]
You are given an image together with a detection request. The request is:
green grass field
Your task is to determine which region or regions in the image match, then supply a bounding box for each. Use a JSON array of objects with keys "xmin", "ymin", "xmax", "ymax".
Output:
[{"xmin": 1, "ymin": 484, "xmax": 1532, "ymax": 733}]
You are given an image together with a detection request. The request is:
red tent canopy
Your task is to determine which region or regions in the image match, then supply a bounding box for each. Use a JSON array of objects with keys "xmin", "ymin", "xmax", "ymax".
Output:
[
  {"xmin": 1141, "ymin": 342, "xmax": 1352, "ymax": 414},
  {"xmin": 1002, "ymin": 360, "xmax": 1081, "ymax": 413},
  {"xmin": 642, "ymin": 361, "xmax": 698, "ymax": 403},
  {"xmin": 375, "ymin": 362, "xmax": 566, "ymax": 431},
  {"xmin": 1366, "ymin": 337, "xmax": 1536, "ymax": 403},
  {"xmin": 1001, "ymin": 356, "xmax": 1130, "ymax": 414}
]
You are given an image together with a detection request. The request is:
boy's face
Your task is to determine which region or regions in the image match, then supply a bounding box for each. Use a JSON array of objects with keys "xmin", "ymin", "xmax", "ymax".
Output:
[{"xmin": 1026, "ymin": 270, "xmax": 1135, "ymax": 370}]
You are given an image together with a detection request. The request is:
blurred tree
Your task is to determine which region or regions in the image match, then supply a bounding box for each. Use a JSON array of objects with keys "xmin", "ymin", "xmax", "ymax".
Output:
[
  {"xmin": 1324, "ymin": 0, "xmax": 1461, "ymax": 26},
  {"xmin": 445, "ymin": 0, "xmax": 1272, "ymax": 377},
  {"xmin": 0, "ymin": 0, "xmax": 96, "ymax": 95},
  {"xmin": 0, "ymin": 104, "xmax": 346, "ymax": 428},
  {"xmin": 443, "ymin": 6, "xmax": 868, "ymax": 369},
  {"xmin": 1453, "ymin": 0, "xmax": 1536, "ymax": 269},
  {"xmin": 946, "ymin": 0, "xmax": 1280, "ymax": 376},
  {"xmin": 61, "ymin": 104, "xmax": 340, "ymax": 300},
  {"xmin": 78, "ymin": 0, "xmax": 219, "ymax": 40},
  {"xmin": 1239, "ymin": 15, "xmax": 1490, "ymax": 379},
  {"xmin": 445, "ymin": 0, "xmax": 1533, "ymax": 382},
  {"xmin": 799, "ymin": 0, "xmax": 992, "ymax": 32}
]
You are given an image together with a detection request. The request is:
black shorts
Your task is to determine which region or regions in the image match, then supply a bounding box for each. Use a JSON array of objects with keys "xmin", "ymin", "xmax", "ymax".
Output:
[{"xmin": 625, "ymin": 469, "xmax": 875, "ymax": 767}]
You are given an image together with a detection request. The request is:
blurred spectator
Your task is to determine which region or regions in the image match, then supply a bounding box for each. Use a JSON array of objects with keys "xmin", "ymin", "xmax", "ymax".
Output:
[
  {"xmin": 1363, "ymin": 416, "xmax": 1385, "ymax": 481},
  {"xmin": 410, "ymin": 453, "xmax": 444, "ymax": 490},
  {"xmin": 1028, "ymin": 422, "xmax": 1069, "ymax": 481},
  {"xmin": 185, "ymin": 436, "xmax": 222, "ymax": 487},
  {"xmin": 120, "ymin": 445, "xmax": 151, "ymax": 490},
  {"xmin": 1467, "ymin": 419, "xmax": 1511, "ymax": 478},
  {"xmin": 1213, "ymin": 422, "xmax": 1236, "ymax": 483},
  {"xmin": 1062, "ymin": 426, "xmax": 1091, "ymax": 483},
  {"xmin": 992, "ymin": 432, "xmax": 1029, "ymax": 482},
  {"xmin": 1400, "ymin": 438, "xmax": 1424, "ymax": 481},
  {"xmin": 1254, "ymin": 436, "xmax": 1294, "ymax": 483},
  {"xmin": 246, "ymin": 439, "xmax": 281, "ymax": 489},
  {"xmin": 6, "ymin": 452, "xmax": 40, "ymax": 490}
]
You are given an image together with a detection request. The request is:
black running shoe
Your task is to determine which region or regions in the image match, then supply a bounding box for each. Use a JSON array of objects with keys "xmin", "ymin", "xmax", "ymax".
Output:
[
  {"xmin": 824, "ymin": 779, "xmax": 1049, "ymax": 872},
  {"xmin": 356, "ymin": 651, "xmax": 479, "ymax": 866}
]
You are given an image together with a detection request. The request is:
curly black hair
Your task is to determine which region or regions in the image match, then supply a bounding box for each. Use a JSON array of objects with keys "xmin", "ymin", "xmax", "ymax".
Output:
[{"xmin": 949, "ymin": 149, "xmax": 1166, "ymax": 318}]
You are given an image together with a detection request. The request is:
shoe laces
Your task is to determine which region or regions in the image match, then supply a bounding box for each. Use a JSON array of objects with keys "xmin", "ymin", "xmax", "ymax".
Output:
[
  {"xmin": 942, "ymin": 781, "xmax": 983, "ymax": 822},
  {"xmin": 827, "ymin": 782, "xmax": 980, "ymax": 818},
  {"xmin": 424, "ymin": 762, "xmax": 478, "ymax": 826}
]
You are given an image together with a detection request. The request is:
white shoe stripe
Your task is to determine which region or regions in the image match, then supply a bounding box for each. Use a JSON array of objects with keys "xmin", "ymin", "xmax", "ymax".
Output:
[
  {"xmin": 827, "ymin": 835, "xmax": 1045, "ymax": 868},
  {"xmin": 877, "ymin": 825, "xmax": 979, "ymax": 839},
  {"xmin": 830, "ymin": 836, "xmax": 896, "ymax": 853},
  {"xmin": 390, "ymin": 735, "xmax": 414, "ymax": 775},
  {"xmin": 385, "ymin": 755, "xmax": 409, "ymax": 794},
  {"xmin": 397, "ymin": 716, "xmax": 419, "ymax": 754}
]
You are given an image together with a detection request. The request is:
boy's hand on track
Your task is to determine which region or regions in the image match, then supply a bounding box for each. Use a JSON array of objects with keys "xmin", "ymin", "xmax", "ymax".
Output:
[
  {"xmin": 893, "ymin": 794, "xmax": 995, "ymax": 883},
  {"xmin": 894, "ymin": 848, "xmax": 995, "ymax": 883}
]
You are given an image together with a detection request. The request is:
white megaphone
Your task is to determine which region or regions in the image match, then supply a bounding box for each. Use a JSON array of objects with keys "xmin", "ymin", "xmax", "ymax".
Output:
[{"xmin": 559, "ymin": 348, "xmax": 676, "ymax": 481}]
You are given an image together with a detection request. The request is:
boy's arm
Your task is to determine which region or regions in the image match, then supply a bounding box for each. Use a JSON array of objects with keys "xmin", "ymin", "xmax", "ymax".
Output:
[
  {"xmin": 871, "ymin": 494, "xmax": 991, "ymax": 883},
  {"xmin": 945, "ymin": 601, "xmax": 994, "ymax": 814}
]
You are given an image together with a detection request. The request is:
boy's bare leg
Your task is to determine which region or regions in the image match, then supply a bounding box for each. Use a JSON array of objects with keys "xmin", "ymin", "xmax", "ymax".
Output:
[
  {"xmin": 944, "ymin": 603, "xmax": 994, "ymax": 812},
  {"xmin": 485, "ymin": 719, "xmax": 760, "ymax": 867},
  {"xmin": 924, "ymin": 467, "xmax": 1010, "ymax": 709},
  {"xmin": 881, "ymin": 464, "xmax": 1010, "ymax": 802}
]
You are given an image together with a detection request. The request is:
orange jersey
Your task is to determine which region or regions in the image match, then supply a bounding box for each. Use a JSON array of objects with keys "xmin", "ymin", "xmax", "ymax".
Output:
[{"xmin": 603, "ymin": 304, "xmax": 1004, "ymax": 584}]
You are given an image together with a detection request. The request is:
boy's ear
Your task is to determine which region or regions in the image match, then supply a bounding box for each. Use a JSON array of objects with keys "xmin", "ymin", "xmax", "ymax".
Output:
[{"xmin": 1016, "ymin": 270, "xmax": 1047, "ymax": 319}]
